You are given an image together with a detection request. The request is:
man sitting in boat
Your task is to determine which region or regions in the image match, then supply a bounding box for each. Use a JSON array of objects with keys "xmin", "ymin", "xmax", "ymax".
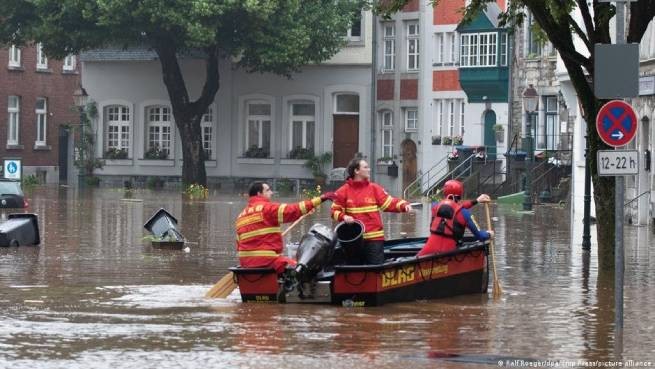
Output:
[
  {"xmin": 418, "ymin": 180, "xmax": 494, "ymax": 257},
  {"xmin": 331, "ymin": 158, "xmax": 413, "ymax": 265},
  {"xmin": 236, "ymin": 182, "xmax": 335, "ymax": 274}
]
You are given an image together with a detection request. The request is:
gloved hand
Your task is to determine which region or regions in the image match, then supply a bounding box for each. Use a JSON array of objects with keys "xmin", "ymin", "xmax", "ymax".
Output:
[
  {"xmin": 320, "ymin": 192, "xmax": 336, "ymax": 202},
  {"xmin": 404, "ymin": 203, "xmax": 413, "ymax": 212}
]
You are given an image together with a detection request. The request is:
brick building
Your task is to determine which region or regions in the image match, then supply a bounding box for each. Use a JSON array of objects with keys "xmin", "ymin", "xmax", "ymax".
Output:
[{"xmin": 0, "ymin": 43, "xmax": 80, "ymax": 184}]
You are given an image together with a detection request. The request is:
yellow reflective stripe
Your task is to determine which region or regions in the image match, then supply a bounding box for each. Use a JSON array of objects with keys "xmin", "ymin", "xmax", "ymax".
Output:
[
  {"xmin": 363, "ymin": 230, "xmax": 385, "ymax": 239},
  {"xmin": 299, "ymin": 201, "xmax": 307, "ymax": 215},
  {"xmin": 332, "ymin": 210, "xmax": 342, "ymax": 221},
  {"xmin": 236, "ymin": 214, "xmax": 263, "ymax": 228},
  {"xmin": 278, "ymin": 204, "xmax": 287, "ymax": 225},
  {"xmin": 379, "ymin": 196, "xmax": 392, "ymax": 211},
  {"xmin": 237, "ymin": 227, "xmax": 281, "ymax": 241},
  {"xmin": 346, "ymin": 205, "xmax": 379, "ymax": 214},
  {"xmin": 396, "ymin": 200, "xmax": 408, "ymax": 211},
  {"xmin": 238, "ymin": 250, "xmax": 280, "ymax": 257}
]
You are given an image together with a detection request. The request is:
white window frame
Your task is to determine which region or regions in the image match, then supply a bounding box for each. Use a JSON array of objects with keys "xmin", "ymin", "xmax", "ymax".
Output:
[
  {"xmin": 35, "ymin": 98, "xmax": 47, "ymax": 146},
  {"xmin": 8, "ymin": 45, "xmax": 21, "ymax": 68},
  {"xmin": 436, "ymin": 100, "xmax": 443, "ymax": 136},
  {"xmin": 36, "ymin": 43, "xmax": 48, "ymax": 70},
  {"xmin": 245, "ymin": 101, "xmax": 272, "ymax": 156},
  {"xmin": 7, "ymin": 96, "xmax": 20, "ymax": 145},
  {"xmin": 448, "ymin": 100, "xmax": 455, "ymax": 137},
  {"xmin": 146, "ymin": 105, "xmax": 173, "ymax": 158},
  {"xmin": 106, "ymin": 105, "xmax": 132, "ymax": 157},
  {"xmin": 435, "ymin": 33, "xmax": 444, "ymax": 64},
  {"xmin": 288, "ymin": 101, "xmax": 316, "ymax": 152},
  {"xmin": 460, "ymin": 32, "xmax": 498, "ymax": 68},
  {"xmin": 460, "ymin": 34, "xmax": 470, "ymax": 67},
  {"xmin": 380, "ymin": 110, "xmax": 393, "ymax": 158},
  {"xmin": 201, "ymin": 107, "xmax": 214, "ymax": 160},
  {"xmin": 406, "ymin": 22, "xmax": 419, "ymax": 71},
  {"xmin": 449, "ymin": 32, "xmax": 457, "ymax": 63},
  {"xmin": 500, "ymin": 33, "xmax": 508, "ymax": 66},
  {"xmin": 334, "ymin": 94, "xmax": 360, "ymax": 115},
  {"xmin": 460, "ymin": 100, "xmax": 465, "ymax": 136},
  {"xmin": 63, "ymin": 55, "xmax": 76, "ymax": 71},
  {"xmin": 383, "ymin": 25, "xmax": 395, "ymax": 71},
  {"xmin": 405, "ymin": 108, "xmax": 418, "ymax": 132},
  {"xmin": 347, "ymin": 10, "xmax": 362, "ymax": 41}
]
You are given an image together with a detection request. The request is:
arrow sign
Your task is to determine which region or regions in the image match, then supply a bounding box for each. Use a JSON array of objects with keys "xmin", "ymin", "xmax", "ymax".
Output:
[{"xmin": 596, "ymin": 100, "xmax": 638, "ymax": 147}]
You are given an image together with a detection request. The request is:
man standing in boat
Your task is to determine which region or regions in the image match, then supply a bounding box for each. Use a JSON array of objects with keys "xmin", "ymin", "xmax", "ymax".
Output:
[
  {"xmin": 236, "ymin": 182, "xmax": 335, "ymax": 274},
  {"xmin": 331, "ymin": 158, "xmax": 413, "ymax": 265},
  {"xmin": 418, "ymin": 179, "xmax": 494, "ymax": 257}
]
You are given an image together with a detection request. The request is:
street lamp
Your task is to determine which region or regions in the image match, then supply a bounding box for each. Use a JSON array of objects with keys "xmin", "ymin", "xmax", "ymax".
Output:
[
  {"xmin": 522, "ymin": 84, "xmax": 538, "ymax": 211},
  {"xmin": 73, "ymin": 86, "xmax": 88, "ymax": 184}
]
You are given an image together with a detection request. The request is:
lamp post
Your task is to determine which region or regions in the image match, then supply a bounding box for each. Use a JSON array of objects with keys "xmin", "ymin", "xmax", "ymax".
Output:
[
  {"xmin": 73, "ymin": 86, "xmax": 89, "ymax": 186},
  {"xmin": 522, "ymin": 84, "xmax": 538, "ymax": 211}
]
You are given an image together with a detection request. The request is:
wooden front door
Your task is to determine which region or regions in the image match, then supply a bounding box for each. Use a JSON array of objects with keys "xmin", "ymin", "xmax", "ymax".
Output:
[
  {"xmin": 401, "ymin": 139, "xmax": 417, "ymax": 192},
  {"xmin": 333, "ymin": 115, "xmax": 359, "ymax": 168}
]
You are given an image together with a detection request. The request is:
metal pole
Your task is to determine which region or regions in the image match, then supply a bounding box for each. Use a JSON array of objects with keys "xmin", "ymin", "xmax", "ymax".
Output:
[
  {"xmin": 582, "ymin": 135, "xmax": 592, "ymax": 251},
  {"xmin": 523, "ymin": 112, "xmax": 533, "ymax": 210},
  {"xmin": 370, "ymin": 8, "xmax": 378, "ymax": 181}
]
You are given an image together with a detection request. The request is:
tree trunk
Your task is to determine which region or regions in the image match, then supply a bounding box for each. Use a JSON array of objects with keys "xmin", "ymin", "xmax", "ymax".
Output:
[{"xmin": 153, "ymin": 42, "xmax": 220, "ymax": 187}]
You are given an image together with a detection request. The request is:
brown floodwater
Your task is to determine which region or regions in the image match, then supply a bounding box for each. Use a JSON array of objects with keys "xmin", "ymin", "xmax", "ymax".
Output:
[{"xmin": 0, "ymin": 186, "xmax": 653, "ymax": 369}]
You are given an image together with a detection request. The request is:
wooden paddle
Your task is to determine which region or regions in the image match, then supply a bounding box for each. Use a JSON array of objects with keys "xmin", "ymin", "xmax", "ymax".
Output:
[
  {"xmin": 484, "ymin": 202, "xmax": 502, "ymax": 299},
  {"xmin": 205, "ymin": 210, "xmax": 313, "ymax": 299}
]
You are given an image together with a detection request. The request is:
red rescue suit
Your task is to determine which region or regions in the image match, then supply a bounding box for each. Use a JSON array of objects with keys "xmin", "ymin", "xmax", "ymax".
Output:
[
  {"xmin": 236, "ymin": 195, "xmax": 322, "ymax": 273},
  {"xmin": 418, "ymin": 199, "xmax": 475, "ymax": 256},
  {"xmin": 331, "ymin": 179, "xmax": 409, "ymax": 241}
]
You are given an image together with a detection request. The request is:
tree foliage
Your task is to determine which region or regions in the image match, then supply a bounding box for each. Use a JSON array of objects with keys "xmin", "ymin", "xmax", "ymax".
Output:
[{"xmin": 2, "ymin": 0, "xmax": 359, "ymax": 186}]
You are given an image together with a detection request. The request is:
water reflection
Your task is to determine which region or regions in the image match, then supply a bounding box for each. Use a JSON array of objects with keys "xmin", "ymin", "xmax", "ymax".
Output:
[{"xmin": 0, "ymin": 187, "xmax": 653, "ymax": 369}]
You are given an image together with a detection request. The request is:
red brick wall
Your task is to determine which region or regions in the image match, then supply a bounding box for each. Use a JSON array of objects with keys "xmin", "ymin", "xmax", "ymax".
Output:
[
  {"xmin": 402, "ymin": 0, "xmax": 419, "ymax": 12},
  {"xmin": 0, "ymin": 45, "xmax": 80, "ymax": 167},
  {"xmin": 377, "ymin": 79, "xmax": 394, "ymax": 100},
  {"xmin": 400, "ymin": 79, "xmax": 418, "ymax": 100},
  {"xmin": 433, "ymin": 0, "xmax": 465, "ymax": 25},
  {"xmin": 432, "ymin": 70, "xmax": 462, "ymax": 91}
]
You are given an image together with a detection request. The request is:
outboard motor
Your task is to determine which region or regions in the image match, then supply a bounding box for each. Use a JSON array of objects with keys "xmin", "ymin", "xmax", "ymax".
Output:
[{"xmin": 294, "ymin": 223, "xmax": 336, "ymax": 282}]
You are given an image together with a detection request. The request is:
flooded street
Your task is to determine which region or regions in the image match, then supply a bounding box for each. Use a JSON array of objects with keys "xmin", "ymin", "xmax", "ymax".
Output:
[{"xmin": 1, "ymin": 187, "xmax": 654, "ymax": 369}]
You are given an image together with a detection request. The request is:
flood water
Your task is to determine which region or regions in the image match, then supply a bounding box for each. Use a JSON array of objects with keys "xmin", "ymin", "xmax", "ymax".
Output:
[{"xmin": 0, "ymin": 187, "xmax": 653, "ymax": 369}]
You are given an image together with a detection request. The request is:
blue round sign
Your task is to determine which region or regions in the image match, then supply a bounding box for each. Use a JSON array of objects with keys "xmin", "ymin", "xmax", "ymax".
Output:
[{"xmin": 7, "ymin": 162, "xmax": 17, "ymax": 174}]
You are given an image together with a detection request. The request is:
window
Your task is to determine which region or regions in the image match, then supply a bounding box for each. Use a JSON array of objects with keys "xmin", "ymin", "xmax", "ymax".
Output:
[
  {"xmin": 435, "ymin": 33, "xmax": 444, "ymax": 64},
  {"xmin": 245, "ymin": 102, "xmax": 271, "ymax": 157},
  {"xmin": 435, "ymin": 100, "xmax": 443, "ymax": 136},
  {"xmin": 407, "ymin": 22, "xmax": 419, "ymax": 71},
  {"xmin": 383, "ymin": 25, "xmax": 395, "ymax": 71},
  {"xmin": 460, "ymin": 100, "xmax": 465, "ymax": 136},
  {"xmin": 289, "ymin": 102, "xmax": 315, "ymax": 154},
  {"xmin": 380, "ymin": 111, "xmax": 393, "ymax": 158},
  {"xmin": 146, "ymin": 106, "xmax": 172, "ymax": 158},
  {"xmin": 347, "ymin": 11, "xmax": 362, "ymax": 41},
  {"xmin": 35, "ymin": 98, "xmax": 47, "ymax": 146},
  {"xmin": 448, "ymin": 100, "xmax": 455, "ymax": 136},
  {"xmin": 7, "ymin": 96, "xmax": 20, "ymax": 145},
  {"xmin": 63, "ymin": 55, "xmax": 76, "ymax": 71},
  {"xmin": 335, "ymin": 94, "xmax": 359, "ymax": 114},
  {"xmin": 202, "ymin": 107, "xmax": 214, "ymax": 159},
  {"xmin": 449, "ymin": 33, "xmax": 457, "ymax": 63},
  {"xmin": 539, "ymin": 96, "xmax": 559, "ymax": 150},
  {"xmin": 500, "ymin": 33, "xmax": 508, "ymax": 66},
  {"xmin": 460, "ymin": 32, "xmax": 498, "ymax": 67},
  {"xmin": 36, "ymin": 43, "xmax": 48, "ymax": 69},
  {"xmin": 527, "ymin": 13, "xmax": 541, "ymax": 57},
  {"xmin": 405, "ymin": 108, "xmax": 418, "ymax": 132},
  {"xmin": 8, "ymin": 45, "xmax": 21, "ymax": 67},
  {"xmin": 106, "ymin": 105, "xmax": 131, "ymax": 157}
]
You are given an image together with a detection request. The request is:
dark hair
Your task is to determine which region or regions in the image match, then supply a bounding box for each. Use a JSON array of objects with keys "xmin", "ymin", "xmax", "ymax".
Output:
[
  {"xmin": 346, "ymin": 158, "xmax": 363, "ymax": 179},
  {"xmin": 248, "ymin": 181, "xmax": 267, "ymax": 196}
]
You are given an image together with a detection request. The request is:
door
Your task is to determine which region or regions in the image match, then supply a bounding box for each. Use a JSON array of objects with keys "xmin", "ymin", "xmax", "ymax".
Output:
[
  {"xmin": 333, "ymin": 115, "xmax": 359, "ymax": 168},
  {"xmin": 484, "ymin": 110, "xmax": 497, "ymax": 160},
  {"xmin": 401, "ymin": 139, "xmax": 417, "ymax": 192},
  {"xmin": 58, "ymin": 126, "xmax": 69, "ymax": 184}
]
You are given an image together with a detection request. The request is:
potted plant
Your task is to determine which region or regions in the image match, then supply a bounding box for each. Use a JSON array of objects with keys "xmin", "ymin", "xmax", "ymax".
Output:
[
  {"xmin": 493, "ymin": 124, "xmax": 505, "ymax": 143},
  {"xmin": 431, "ymin": 135, "xmax": 442, "ymax": 145},
  {"xmin": 376, "ymin": 156, "xmax": 393, "ymax": 165},
  {"xmin": 442, "ymin": 136, "xmax": 452, "ymax": 145},
  {"xmin": 304, "ymin": 152, "xmax": 332, "ymax": 185},
  {"xmin": 244, "ymin": 145, "xmax": 269, "ymax": 158},
  {"xmin": 105, "ymin": 147, "xmax": 128, "ymax": 160},
  {"xmin": 288, "ymin": 146, "xmax": 314, "ymax": 160},
  {"xmin": 144, "ymin": 146, "xmax": 169, "ymax": 160},
  {"xmin": 453, "ymin": 135, "xmax": 464, "ymax": 145}
]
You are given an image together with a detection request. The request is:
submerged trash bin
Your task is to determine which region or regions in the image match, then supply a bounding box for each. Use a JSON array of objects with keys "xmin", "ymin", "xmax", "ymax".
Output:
[
  {"xmin": 143, "ymin": 208, "xmax": 185, "ymax": 249},
  {"xmin": 0, "ymin": 213, "xmax": 40, "ymax": 247}
]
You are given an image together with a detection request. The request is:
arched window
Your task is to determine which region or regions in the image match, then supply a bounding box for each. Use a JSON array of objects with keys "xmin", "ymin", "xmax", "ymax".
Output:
[
  {"xmin": 145, "ymin": 105, "xmax": 172, "ymax": 159},
  {"xmin": 105, "ymin": 105, "xmax": 131, "ymax": 157}
]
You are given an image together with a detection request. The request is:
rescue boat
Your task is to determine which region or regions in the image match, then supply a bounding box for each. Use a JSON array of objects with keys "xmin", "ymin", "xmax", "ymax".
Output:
[{"xmin": 229, "ymin": 222, "xmax": 489, "ymax": 306}]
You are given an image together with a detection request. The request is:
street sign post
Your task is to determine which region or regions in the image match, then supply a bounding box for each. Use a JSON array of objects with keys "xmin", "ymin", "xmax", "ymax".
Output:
[
  {"xmin": 596, "ymin": 100, "xmax": 638, "ymax": 147},
  {"xmin": 597, "ymin": 150, "xmax": 639, "ymax": 176},
  {"xmin": 3, "ymin": 159, "xmax": 21, "ymax": 180}
]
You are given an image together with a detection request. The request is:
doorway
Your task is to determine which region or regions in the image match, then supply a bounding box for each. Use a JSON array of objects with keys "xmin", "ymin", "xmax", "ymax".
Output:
[
  {"xmin": 333, "ymin": 115, "xmax": 359, "ymax": 168},
  {"xmin": 401, "ymin": 139, "xmax": 417, "ymax": 192},
  {"xmin": 484, "ymin": 110, "xmax": 497, "ymax": 160}
]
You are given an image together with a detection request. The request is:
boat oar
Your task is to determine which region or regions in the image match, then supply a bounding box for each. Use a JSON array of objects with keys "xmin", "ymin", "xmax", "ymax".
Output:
[
  {"xmin": 205, "ymin": 210, "xmax": 314, "ymax": 299},
  {"xmin": 484, "ymin": 202, "xmax": 502, "ymax": 299}
]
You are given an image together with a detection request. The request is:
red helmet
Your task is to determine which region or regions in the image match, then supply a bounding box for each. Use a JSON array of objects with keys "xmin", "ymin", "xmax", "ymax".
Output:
[{"xmin": 443, "ymin": 180, "xmax": 463, "ymax": 198}]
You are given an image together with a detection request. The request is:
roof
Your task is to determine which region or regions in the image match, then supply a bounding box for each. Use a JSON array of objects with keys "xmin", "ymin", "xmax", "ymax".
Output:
[{"xmin": 456, "ymin": 2, "xmax": 504, "ymax": 31}]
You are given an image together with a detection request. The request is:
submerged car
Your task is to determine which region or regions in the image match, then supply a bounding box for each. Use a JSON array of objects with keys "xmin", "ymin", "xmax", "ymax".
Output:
[{"xmin": 0, "ymin": 180, "xmax": 28, "ymax": 208}]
